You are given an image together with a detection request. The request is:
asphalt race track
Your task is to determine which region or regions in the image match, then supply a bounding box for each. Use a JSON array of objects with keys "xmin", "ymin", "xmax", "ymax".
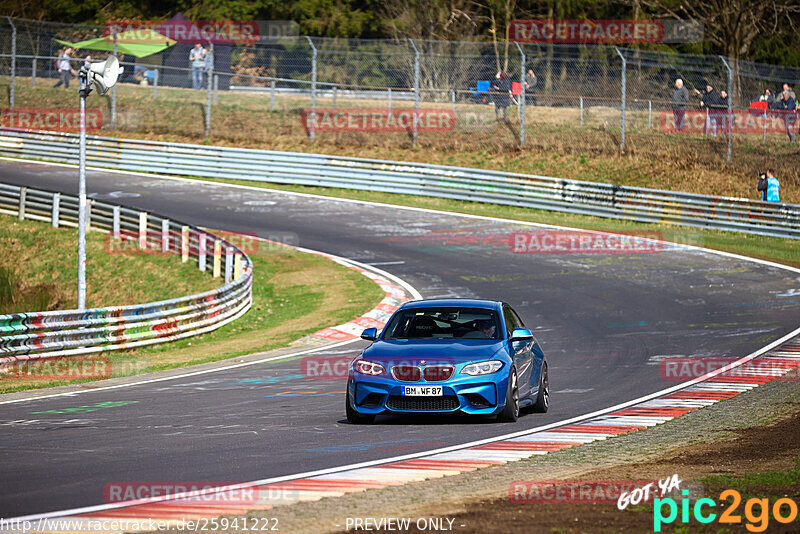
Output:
[{"xmin": 1, "ymin": 159, "xmax": 799, "ymax": 517}]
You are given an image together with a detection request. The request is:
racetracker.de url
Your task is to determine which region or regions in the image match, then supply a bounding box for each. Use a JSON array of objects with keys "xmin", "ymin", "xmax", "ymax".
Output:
[{"xmin": 0, "ymin": 517, "xmax": 279, "ymax": 532}]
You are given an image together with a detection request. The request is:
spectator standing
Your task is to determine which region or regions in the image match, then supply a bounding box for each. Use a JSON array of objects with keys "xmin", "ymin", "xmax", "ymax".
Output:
[
  {"xmin": 757, "ymin": 172, "xmax": 768, "ymax": 201},
  {"xmin": 671, "ymin": 78, "xmax": 689, "ymax": 130},
  {"xmin": 53, "ymin": 47, "xmax": 75, "ymax": 88},
  {"xmin": 773, "ymin": 90, "xmax": 797, "ymax": 142},
  {"xmin": 492, "ymin": 72, "xmax": 512, "ymax": 120},
  {"xmin": 524, "ymin": 68, "xmax": 537, "ymax": 106},
  {"xmin": 719, "ymin": 89, "xmax": 731, "ymax": 136},
  {"xmin": 765, "ymin": 168, "xmax": 781, "ymax": 202},
  {"xmin": 189, "ymin": 43, "xmax": 207, "ymax": 89},
  {"xmin": 759, "ymin": 88, "xmax": 775, "ymax": 109},
  {"xmin": 782, "ymin": 83, "xmax": 797, "ymax": 101},
  {"xmin": 698, "ymin": 83, "xmax": 720, "ymax": 136}
]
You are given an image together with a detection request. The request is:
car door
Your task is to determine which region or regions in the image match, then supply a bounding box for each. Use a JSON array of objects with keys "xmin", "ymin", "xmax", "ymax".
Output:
[
  {"xmin": 512, "ymin": 307, "xmax": 543, "ymax": 394},
  {"xmin": 503, "ymin": 305, "xmax": 533, "ymax": 398}
]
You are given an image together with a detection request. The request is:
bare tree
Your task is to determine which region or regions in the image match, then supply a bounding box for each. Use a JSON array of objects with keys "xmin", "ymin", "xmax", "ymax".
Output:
[{"xmin": 638, "ymin": 0, "xmax": 799, "ymax": 62}]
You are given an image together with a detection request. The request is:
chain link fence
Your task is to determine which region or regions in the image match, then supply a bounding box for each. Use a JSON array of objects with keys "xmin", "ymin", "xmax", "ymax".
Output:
[{"xmin": 1, "ymin": 17, "xmax": 799, "ymax": 163}]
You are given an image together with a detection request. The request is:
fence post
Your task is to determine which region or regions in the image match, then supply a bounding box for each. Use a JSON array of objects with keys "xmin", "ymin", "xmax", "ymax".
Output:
[
  {"xmin": 306, "ymin": 36, "xmax": 317, "ymax": 142},
  {"xmin": 198, "ymin": 234, "xmax": 207, "ymax": 272},
  {"xmin": 388, "ymin": 87, "xmax": 392, "ymax": 112},
  {"xmin": 234, "ymin": 254, "xmax": 242, "ymax": 280},
  {"xmin": 213, "ymin": 240, "xmax": 222, "ymax": 278},
  {"xmin": 515, "ymin": 41, "xmax": 525, "ymax": 146},
  {"xmin": 112, "ymin": 205, "xmax": 120, "ymax": 238},
  {"xmin": 205, "ymin": 44, "xmax": 214, "ymax": 138},
  {"xmin": 161, "ymin": 218, "xmax": 170, "ymax": 253},
  {"xmin": 648, "ymin": 100, "xmax": 652, "ymax": 129},
  {"xmin": 32, "ymin": 57, "xmax": 36, "ymax": 87},
  {"xmin": 152, "ymin": 69, "xmax": 158, "ymax": 99},
  {"xmin": 18, "ymin": 186, "xmax": 25, "ymax": 220},
  {"xmin": 270, "ymin": 80, "xmax": 275, "ymax": 111},
  {"xmin": 580, "ymin": 96, "xmax": 584, "ymax": 126},
  {"xmin": 86, "ymin": 199, "xmax": 92, "ymax": 231},
  {"xmin": 111, "ymin": 31, "xmax": 117, "ymax": 126},
  {"xmin": 409, "ymin": 39, "xmax": 420, "ymax": 147},
  {"xmin": 719, "ymin": 55, "xmax": 733, "ymax": 164},
  {"xmin": 451, "ymin": 90, "xmax": 455, "ymax": 115},
  {"xmin": 213, "ymin": 73, "xmax": 219, "ymax": 104},
  {"xmin": 224, "ymin": 246, "xmax": 233, "ymax": 283},
  {"xmin": 614, "ymin": 47, "xmax": 626, "ymax": 152},
  {"xmin": 181, "ymin": 225, "xmax": 189, "ymax": 263},
  {"xmin": 138, "ymin": 211, "xmax": 147, "ymax": 249},
  {"xmin": 332, "ymin": 85, "xmax": 337, "ymax": 111},
  {"xmin": 6, "ymin": 17, "xmax": 15, "ymax": 109},
  {"xmin": 52, "ymin": 192, "xmax": 60, "ymax": 227}
]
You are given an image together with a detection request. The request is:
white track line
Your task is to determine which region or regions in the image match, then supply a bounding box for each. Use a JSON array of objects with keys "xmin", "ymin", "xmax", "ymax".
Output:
[
  {"xmin": 3, "ymin": 155, "xmax": 800, "ymax": 521},
  {"xmin": 0, "ymin": 248, "xmax": 420, "ymax": 406},
  {"xmin": 9, "ymin": 325, "xmax": 800, "ymax": 522}
]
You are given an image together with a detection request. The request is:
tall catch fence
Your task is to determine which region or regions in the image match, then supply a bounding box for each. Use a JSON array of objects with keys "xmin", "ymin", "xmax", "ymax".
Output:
[{"xmin": 0, "ymin": 17, "xmax": 799, "ymax": 163}]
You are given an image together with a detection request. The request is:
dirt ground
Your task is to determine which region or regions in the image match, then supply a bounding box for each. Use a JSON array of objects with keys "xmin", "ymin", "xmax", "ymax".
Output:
[{"xmin": 357, "ymin": 409, "xmax": 800, "ymax": 534}]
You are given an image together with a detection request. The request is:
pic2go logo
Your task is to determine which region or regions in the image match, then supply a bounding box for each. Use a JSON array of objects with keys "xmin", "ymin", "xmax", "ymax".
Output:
[{"xmin": 654, "ymin": 489, "xmax": 799, "ymax": 532}]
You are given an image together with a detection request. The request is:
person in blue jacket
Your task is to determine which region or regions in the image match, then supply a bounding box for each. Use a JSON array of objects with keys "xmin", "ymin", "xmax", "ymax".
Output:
[{"xmin": 765, "ymin": 168, "xmax": 781, "ymax": 202}]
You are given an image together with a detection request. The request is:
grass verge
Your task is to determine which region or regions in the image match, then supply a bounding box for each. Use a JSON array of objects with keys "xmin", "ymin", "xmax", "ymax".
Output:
[{"xmin": 0, "ymin": 217, "xmax": 384, "ymax": 394}]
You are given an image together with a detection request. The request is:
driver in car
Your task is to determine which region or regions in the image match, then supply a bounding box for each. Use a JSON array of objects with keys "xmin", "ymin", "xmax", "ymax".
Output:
[{"xmin": 475, "ymin": 319, "xmax": 496, "ymax": 338}]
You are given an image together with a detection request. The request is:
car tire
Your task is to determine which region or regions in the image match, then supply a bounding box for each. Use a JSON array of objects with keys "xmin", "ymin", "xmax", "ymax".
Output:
[
  {"xmin": 497, "ymin": 368, "xmax": 519, "ymax": 422},
  {"xmin": 346, "ymin": 383, "xmax": 375, "ymax": 424},
  {"xmin": 532, "ymin": 361, "xmax": 549, "ymax": 413}
]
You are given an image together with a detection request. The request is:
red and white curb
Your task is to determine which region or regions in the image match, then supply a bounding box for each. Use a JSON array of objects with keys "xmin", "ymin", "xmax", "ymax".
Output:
[{"xmin": 8, "ymin": 337, "xmax": 799, "ymax": 532}]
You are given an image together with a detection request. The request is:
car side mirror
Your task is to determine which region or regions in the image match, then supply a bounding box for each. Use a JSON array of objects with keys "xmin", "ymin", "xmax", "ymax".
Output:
[
  {"xmin": 510, "ymin": 328, "xmax": 533, "ymax": 342},
  {"xmin": 361, "ymin": 327, "xmax": 378, "ymax": 341}
]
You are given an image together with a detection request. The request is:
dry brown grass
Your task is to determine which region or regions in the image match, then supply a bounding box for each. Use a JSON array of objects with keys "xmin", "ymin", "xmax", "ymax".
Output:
[{"xmin": 4, "ymin": 77, "xmax": 799, "ymax": 203}]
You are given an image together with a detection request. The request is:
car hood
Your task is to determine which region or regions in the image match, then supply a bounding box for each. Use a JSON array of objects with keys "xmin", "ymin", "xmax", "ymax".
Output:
[{"xmin": 361, "ymin": 339, "xmax": 505, "ymax": 365}]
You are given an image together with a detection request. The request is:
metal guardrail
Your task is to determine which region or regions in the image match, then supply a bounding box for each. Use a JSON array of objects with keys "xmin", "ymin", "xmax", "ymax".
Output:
[
  {"xmin": 0, "ymin": 181, "xmax": 253, "ymax": 361},
  {"xmin": 0, "ymin": 129, "xmax": 798, "ymax": 239}
]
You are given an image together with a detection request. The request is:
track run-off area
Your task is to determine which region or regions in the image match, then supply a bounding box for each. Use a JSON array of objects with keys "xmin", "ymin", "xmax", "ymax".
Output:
[{"xmin": 1, "ymin": 158, "xmax": 799, "ymax": 519}]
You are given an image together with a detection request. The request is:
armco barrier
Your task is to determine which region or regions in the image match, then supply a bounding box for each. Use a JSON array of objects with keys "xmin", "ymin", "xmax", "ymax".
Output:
[
  {"xmin": 0, "ymin": 130, "xmax": 798, "ymax": 239},
  {"xmin": 0, "ymin": 182, "xmax": 253, "ymax": 361}
]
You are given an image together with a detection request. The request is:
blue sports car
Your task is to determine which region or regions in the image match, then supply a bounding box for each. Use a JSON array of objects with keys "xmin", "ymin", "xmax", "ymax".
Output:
[{"xmin": 346, "ymin": 299, "xmax": 549, "ymax": 424}]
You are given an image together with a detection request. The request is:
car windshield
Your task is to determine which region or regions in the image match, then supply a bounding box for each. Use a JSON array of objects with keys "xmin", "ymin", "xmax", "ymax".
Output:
[{"xmin": 382, "ymin": 307, "xmax": 502, "ymax": 340}]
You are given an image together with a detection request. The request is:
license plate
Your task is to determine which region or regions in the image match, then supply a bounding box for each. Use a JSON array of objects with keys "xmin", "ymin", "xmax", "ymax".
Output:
[{"xmin": 402, "ymin": 386, "xmax": 443, "ymax": 396}]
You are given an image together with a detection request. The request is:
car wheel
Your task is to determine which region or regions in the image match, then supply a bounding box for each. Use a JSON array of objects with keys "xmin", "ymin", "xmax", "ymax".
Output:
[
  {"xmin": 532, "ymin": 361, "xmax": 549, "ymax": 413},
  {"xmin": 346, "ymin": 382, "xmax": 375, "ymax": 424},
  {"xmin": 497, "ymin": 368, "xmax": 519, "ymax": 422}
]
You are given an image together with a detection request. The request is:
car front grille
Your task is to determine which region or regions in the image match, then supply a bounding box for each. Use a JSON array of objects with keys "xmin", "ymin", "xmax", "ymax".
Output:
[
  {"xmin": 386, "ymin": 395, "xmax": 460, "ymax": 411},
  {"xmin": 392, "ymin": 365, "xmax": 421, "ymax": 382},
  {"xmin": 422, "ymin": 365, "xmax": 454, "ymax": 381}
]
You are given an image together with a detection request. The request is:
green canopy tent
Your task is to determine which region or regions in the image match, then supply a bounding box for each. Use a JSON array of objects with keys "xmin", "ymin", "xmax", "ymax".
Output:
[{"xmin": 55, "ymin": 28, "xmax": 176, "ymax": 58}]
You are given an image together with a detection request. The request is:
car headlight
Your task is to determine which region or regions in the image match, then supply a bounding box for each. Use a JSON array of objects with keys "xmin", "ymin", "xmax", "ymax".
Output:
[
  {"xmin": 460, "ymin": 360, "xmax": 504, "ymax": 376},
  {"xmin": 354, "ymin": 360, "xmax": 386, "ymax": 376}
]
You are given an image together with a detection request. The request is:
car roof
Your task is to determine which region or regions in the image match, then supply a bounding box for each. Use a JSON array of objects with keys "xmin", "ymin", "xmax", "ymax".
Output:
[{"xmin": 400, "ymin": 298, "xmax": 503, "ymax": 311}]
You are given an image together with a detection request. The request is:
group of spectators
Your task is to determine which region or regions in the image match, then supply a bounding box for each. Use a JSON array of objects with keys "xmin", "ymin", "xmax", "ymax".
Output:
[
  {"xmin": 757, "ymin": 83, "xmax": 797, "ymax": 142},
  {"xmin": 671, "ymin": 78, "xmax": 797, "ymax": 142},
  {"xmin": 489, "ymin": 68, "xmax": 539, "ymax": 120}
]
